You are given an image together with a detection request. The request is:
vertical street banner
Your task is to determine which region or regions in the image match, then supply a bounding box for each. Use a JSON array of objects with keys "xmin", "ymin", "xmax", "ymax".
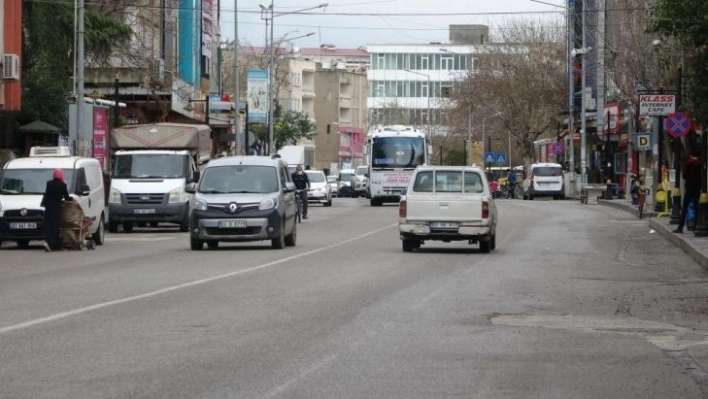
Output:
[
  {"xmin": 247, "ymin": 69, "xmax": 269, "ymax": 123},
  {"xmin": 93, "ymin": 107, "xmax": 109, "ymax": 171},
  {"xmin": 201, "ymin": 0, "xmax": 213, "ymax": 58}
]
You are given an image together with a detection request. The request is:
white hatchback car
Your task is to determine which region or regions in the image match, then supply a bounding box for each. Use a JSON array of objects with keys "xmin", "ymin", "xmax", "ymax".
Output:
[
  {"xmin": 522, "ymin": 163, "xmax": 565, "ymax": 200},
  {"xmin": 306, "ymin": 170, "xmax": 332, "ymax": 207}
]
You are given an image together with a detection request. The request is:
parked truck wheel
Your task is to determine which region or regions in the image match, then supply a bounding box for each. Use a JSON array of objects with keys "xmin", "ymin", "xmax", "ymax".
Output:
[
  {"xmin": 479, "ymin": 240, "xmax": 491, "ymax": 253},
  {"xmin": 108, "ymin": 221, "xmax": 118, "ymax": 233},
  {"xmin": 179, "ymin": 219, "xmax": 189, "ymax": 233}
]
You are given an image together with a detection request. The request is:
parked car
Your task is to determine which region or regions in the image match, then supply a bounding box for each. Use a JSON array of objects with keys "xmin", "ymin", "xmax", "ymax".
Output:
[
  {"xmin": 398, "ymin": 166, "xmax": 497, "ymax": 253},
  {"xmin": 327, "ymin": 175, "xmax": 339, "ymax": 198},
  {"xmin": 522, "ymin": 162, "xmax": 565, "ymax": 200},
  {"xmin": 305, "ymin": 170, "xmax": 332, "ymax": 206},
  {"xmin": 0, "ymin": 146, "xmax": 107, "ymax": 249},
  {"xmin": 338, "ymin": 169, "xmax": 355, "ymax": 197},
  {"xmin": 352, "ymin": 165, "xmax": 369, "ymax": 198},
  {"xmin": 186, "ymin": 156, "xmax": 298, "ymax": 250}
]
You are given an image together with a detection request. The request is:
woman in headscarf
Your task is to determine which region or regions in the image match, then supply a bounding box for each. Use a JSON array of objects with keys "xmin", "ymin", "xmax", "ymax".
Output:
[{"xmin": 41, "ymin": 169, "xmax": 72, "ymax": 252}]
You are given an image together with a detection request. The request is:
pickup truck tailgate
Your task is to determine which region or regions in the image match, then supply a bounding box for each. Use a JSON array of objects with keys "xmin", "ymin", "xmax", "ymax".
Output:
[{"xmin": 406, "ymin": 194, "xmax": 486, "ymax": 222}]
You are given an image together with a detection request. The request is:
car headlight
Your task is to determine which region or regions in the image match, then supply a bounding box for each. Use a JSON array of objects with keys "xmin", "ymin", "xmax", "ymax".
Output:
[
  {"xmin": 168, "ymin": 187, "xmax": 181, "ymax": 204},
  {"xmin": 193, "ymin": 198, "xmax": 208, "ymax": 211},
  {"xmin": 108, "ymin": 188, "xmax": 122, "ymax": 204},
  {"xmin": 259, "ymin": 198, "xmax": 276, "ymax": 210}
]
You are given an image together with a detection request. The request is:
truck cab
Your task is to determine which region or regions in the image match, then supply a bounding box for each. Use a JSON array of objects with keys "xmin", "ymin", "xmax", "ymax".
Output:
[{"xmin": 108, "ymin": 150, "xmax": 197, "ymax": 233}]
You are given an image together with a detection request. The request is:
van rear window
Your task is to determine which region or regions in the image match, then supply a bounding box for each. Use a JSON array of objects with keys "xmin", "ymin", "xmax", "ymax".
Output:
[{"xmin": 533, "ymin": 167, "xmax": 562, "ymax": 177}]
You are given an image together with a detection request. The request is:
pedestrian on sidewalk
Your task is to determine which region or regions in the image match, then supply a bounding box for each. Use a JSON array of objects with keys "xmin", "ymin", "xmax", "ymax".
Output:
[{"xmin": 674, "ymin": 149, "xmax": 702, "ymax": 234}]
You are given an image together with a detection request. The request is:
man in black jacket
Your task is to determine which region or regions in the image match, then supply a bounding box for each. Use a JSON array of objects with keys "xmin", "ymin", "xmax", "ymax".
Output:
[{"xmin": 291, "ymin": 164, "xmax": 310, "ymax": 219}]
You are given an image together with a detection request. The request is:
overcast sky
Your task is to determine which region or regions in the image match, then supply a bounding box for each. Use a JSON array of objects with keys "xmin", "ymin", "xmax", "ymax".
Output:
[{"xmin": 217, "ymin": 0, "xmax": 565, "ymax": 49}]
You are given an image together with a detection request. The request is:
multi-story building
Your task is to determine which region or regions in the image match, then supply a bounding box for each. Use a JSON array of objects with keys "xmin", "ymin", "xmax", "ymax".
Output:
[
  {"xmin": 313, "ymin": 65, "xmax": 368, "ymax": 171},
  {"xmin": 0, "ymin": 0, "xmax": 22, "ymax": 149},
  {"xmin": 366, "ymin": 25, "xmax": 488, "ymax": 131},
  {"xmin": 299, "ymin": 45, "xmax": 369, "ymax": 70}
]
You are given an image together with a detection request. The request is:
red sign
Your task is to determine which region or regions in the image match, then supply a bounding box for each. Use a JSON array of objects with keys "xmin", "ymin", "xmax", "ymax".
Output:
[{"xmin": 93, "ymin": 108, "xmax": 109, "ymax": 171}]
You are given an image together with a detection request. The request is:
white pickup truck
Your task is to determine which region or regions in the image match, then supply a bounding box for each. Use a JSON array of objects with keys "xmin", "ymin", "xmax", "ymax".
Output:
[{"xmin": 398, "ymin": 166, "xmax": 498, "ymax": 253}]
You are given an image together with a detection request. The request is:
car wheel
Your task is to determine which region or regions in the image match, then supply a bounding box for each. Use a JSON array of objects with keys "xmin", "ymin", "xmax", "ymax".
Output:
[
  {"xmin": 137, "ymin": 222, "xmax": 147, "ymax": 228},
  {"xmin": 150, "ymin": 222, "xmax": 159, "ymax": 227},
  {"xmin": 402, "ymin": 238, "xmax": 417, "ymax": 252},
  {"xmin": 108, "ymin": 221, "xmax": 118, "ymax": 233},
  {"xmin": 285, "ymin": 221, "xmax": 297, "ymax": 247},
  {"xmin": 324, "ymin": 199, "xmax": 332, "ymax": 207},
  {"xmin": 490, "ymin": 234, "xmax": 496, "ymax": 250},
  {"xmin": 123, "ymin": 222, "xmax": 134, "ymax": 233},
  {"xmin": 93, "ymin": 216, "xmax": 105, "ymax": 246},
  {"xmin": 179, "ymin": 217, "xmax": 189, "ymax": 233},
  {"xmin": 190, "ymin": 238, "xmax": 204, "ymax": 250},
  {"xmin": 207, "ymin": 240, "xmax": 219, "ymax": 249},
  {"xmin": 16, "ymin": 240, "xmax": 30, "ymax": 249},
  {"xmin": 479, "ymin": 240, "xmax": 491, "ymax": 253},
  {"xmin": 271, "ymin": 223, "xmax": 286, "ymax": 249},
  {"xmin": 370, "ymin": 198, "xmax": 382, "ymax": 206}
]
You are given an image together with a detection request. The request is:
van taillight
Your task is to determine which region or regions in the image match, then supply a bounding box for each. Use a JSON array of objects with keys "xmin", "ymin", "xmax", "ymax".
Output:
[
  {"xmin": 482, "ymin": 201, "xmax": 489, "ymax": 219},
  {"xmin": 399, "ymin": 200, "xmax": 407, "ymax": 219}
]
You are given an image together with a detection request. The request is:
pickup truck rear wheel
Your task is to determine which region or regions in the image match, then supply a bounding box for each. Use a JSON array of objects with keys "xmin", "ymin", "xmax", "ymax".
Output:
[
  {"xmin": 402, "ymin": 238, "xmax": 418, "ymax": 252},
  {"xmin": 479, "ymin": 240, "xmax": 491, "ymax": 254},
  {"xmin": 490, "ymin": 234, "xmax": 496, "ymax": 250}
]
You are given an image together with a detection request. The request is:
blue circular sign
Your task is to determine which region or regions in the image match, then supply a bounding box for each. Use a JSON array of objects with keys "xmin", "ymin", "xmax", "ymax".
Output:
[{"xmin": 667, "ymin": 112, "xmax": 691, "ymax": 138}]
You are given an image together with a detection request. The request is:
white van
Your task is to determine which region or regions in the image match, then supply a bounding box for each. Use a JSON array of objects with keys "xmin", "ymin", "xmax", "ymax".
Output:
[
  {"xmin": 0, "ymin": 146, "xmax": 106, "ymax": 249},
  {"xmin": 522, "ymin": 162, "xmax": 565, "ymax": 200}
]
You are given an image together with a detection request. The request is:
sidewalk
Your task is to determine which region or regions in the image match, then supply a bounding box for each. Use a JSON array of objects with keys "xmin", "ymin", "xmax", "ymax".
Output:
[{"xmin": 599, "ymin": 199, "xmax": 708, "ymax": 269}]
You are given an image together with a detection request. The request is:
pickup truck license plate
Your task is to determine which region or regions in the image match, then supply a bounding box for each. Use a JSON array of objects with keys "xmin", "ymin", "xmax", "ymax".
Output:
[
  {"xmin": 134, "ymin": 209, "xmax": 156, "ymax": 214},
  {"xmin": 218, "ymin": 220, "xmax": 247, "ymax": 228},
  {"xmin": 9, "ymin": 222, "xmax": 37, "ymax": 229},
  {"xmin": 430, "ymin": 221, "xmax": 458, "ymax": 229}
]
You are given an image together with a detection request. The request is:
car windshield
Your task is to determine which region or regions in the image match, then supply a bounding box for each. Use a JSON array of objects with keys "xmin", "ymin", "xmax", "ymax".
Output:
[
  {"xmin": 340, "ymin": 172, "xmax": 354, "ymax": 181},
  {"xmin": 327, "ymin": 176, "xmax": 338, "ymax": 183},
  {"xmin": 0, "ymin": 168, "xmax": 76, "ymax": 195},
  {"xmin": 199, "ymin": 165, "xmax": 278, "ymax": 194},
  {"xmin": 356, "ymin": 167, "xmax": 367, "ymax": 176},
  {"xmin": 113, "ymin": 154, "xmax": 187, "ymax": 179},
  {"xmin": 413, "ymin": 170, "xmax": 484, "ymax": 193},
  {"xmin": 372, "ymin": 137, "xmax": 425, "ymax": 168},
  {"xmin": 306, "ymin": 172, "xmax": 325, "ymax": 183},
  {"xmin": 533, "ymin": 167, "xmax": 562, "ymax": 177}
]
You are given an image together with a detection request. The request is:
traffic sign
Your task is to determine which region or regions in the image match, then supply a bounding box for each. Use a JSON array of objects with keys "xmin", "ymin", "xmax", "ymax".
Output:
[
  {"xmin": 495, "ymin": 153, "xmax": 507, "ymax": 164},
  {"xmin": 484, "ymin": 152, "xmax": 496, "ymax": 163},
  {"xmin": 552, "ymin": 142, "xmax": 564, "ymax": 155},
  {"xmin": 635, "ymin": 132, "xmax": 652, "ymax": 150},
  {"xmin": 666, "ymin": 112, "xmax": 691, "ymax": 138}
]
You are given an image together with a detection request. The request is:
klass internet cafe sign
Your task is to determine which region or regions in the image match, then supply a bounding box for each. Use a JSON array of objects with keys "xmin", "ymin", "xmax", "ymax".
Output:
[{"xmin": 639, "ymin": 94, "xmax": 676, "ymax": 116}]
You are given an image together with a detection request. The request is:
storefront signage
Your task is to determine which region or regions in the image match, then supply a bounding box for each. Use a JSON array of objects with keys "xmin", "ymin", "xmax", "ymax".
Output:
[{"xmin": 639, "ymin": 94, "xmax": 676, "ymax": 116}]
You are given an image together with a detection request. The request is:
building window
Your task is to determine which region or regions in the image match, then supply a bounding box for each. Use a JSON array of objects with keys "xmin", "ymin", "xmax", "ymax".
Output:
[
  {"xmin": 377, "ymin": 53, "xmax": 385, "ymax": 69},
  {"xmin": 421, "ymin": 82, "xmax": 428, "ymax": 98},
  {"xmin": 442, "ymin": 56, "xmax": 453, "ymax": 71},
  {"xmin": 470, "ymin": 57, "xmax": 477, "ymax": 71},
  {"xmin": 421, "ymin": 56, "xmax": 429, "ymax": 70}
]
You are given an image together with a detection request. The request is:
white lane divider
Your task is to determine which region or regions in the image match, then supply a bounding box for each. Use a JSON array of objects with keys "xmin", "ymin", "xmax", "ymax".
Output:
[{"xmin": 0, "ymin": 223, "xmax": 398, "ymax": 335}]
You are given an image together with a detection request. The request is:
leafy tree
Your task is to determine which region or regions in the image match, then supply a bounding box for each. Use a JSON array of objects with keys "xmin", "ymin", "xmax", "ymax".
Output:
[
  {"xmin": 650, "ymin": 0, "xmax": 708, "ymax": 126},
  {"xmin": 274, "ymin": 111, "xmax": 316, "ymax": 151},
  {"xmin": 21, "ymin": 1, "xmax": 131, "ymax": 128}
]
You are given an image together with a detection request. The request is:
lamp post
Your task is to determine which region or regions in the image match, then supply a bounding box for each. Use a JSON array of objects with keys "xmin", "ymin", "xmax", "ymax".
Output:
[
  {"xmin": 259, "ymin": 2, "xmax": 328, "ymax": 155},
  {"xmin": 403, "ymin": 68, "xmax": 431, "ymax": 141}
]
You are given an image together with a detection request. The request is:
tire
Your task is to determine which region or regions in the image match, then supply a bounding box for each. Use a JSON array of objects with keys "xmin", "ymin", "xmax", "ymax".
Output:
[
  {"xmin": 179, "ymin": 217, "xmax": 189, "ymax": 232},
  {"xmin": 285, "ymin": 221, "xmax": 297, "ymax": 247},
  {"xmin": 402, "ymin": 238, "xmax": 417, "ymax": 252},
  {"xmin": 271, "ymin": 224, "xmax": 286, "ymax": 249},
  {"xmin": 479, "ymin": 240, "xmax": 491, "ymax": 253},
  {"xmin": 150, "ymin": 222, "xmax": 159, "ymax": 227},
  {"xmin": 123, "ymin": 222, "xmax": 134, "ymax": 233},
  {"xmin": 370, "ymin": 198, "xmax": 382, "ymax": 207},
  {"xmin": 92, "ymin": 216, "xmax": 105, "ymax": 246},
  {"xmin": 490, "ymin": 234, "xmax": 496, "ymax": 250},
  {"xmin": 16, "ymin": 240, "xmax": 30, "ymax": 249},
  {"xmin": 190, "ymin": 238, "xmax": 204, "ymax": 250},
  {"xmin": 137, "ymin": 222, "xmax": 147, "ymax": 228},
  {"xmin": 108, "ymin": 221, "xmax": 118, "ymax": 233},
  {"xmin": 207, "ymin": 240, "xmax": 219, "ymax": 249},
  {"xmin": 324, "ymin": 199, "xmax": 332, "ymax": 207}
]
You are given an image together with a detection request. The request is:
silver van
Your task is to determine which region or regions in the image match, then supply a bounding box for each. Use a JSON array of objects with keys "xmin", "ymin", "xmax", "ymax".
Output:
[{"xmin": 186, "ymin": 156, "xmax": 298, "ymax": 250}]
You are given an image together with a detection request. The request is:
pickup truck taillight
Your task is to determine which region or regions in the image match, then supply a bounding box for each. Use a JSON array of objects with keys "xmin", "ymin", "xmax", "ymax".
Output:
[
  {"xmin": 399, "ymin": 199, "xmax": 407, "ymax": 219},
  {"xmin": 482, "ymin": 201, "xmax": 489, "ymax": 219}
]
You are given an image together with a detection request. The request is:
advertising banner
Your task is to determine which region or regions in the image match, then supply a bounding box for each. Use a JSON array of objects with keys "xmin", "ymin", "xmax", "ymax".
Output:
[
  {"xmin": 247, "ymin": 69, "xmax": 269, "ymax": 123},
  {"xmin": 93, "ymin": 107, "xmax": 109, "ymax": 171},
  {"xmin": 201, "ymin": 0, "xmax": 213, "ymax": 58}
]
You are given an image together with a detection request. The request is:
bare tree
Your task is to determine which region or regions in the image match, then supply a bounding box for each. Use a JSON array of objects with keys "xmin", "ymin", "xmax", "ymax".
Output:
[{"xmin": 451, "ymin": 18, "xmax": 567, "ymax": 166}]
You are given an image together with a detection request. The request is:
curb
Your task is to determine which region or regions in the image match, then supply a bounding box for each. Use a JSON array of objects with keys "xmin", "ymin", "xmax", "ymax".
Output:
[
  {"xmin": 598, "ymin": 199, "xmax": 657, "ymax": 219},
  {"xmin": 649, "ymin": 218, "xmax": 708, "ymax": 270}
]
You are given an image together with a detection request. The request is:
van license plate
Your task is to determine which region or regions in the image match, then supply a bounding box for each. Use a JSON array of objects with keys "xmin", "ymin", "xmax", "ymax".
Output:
[
  {"xmin": 134, "ymin": 209, "xmax": 156, "ymax": 214},
  {"xmin": 218, "ymin": 220, "xmax": 247, "ymax": 228},
  {"xmin": 430, "ymin": 222, "xmax": 458, "ymax": 229},
  {"xmin": 10, "ymin": 222, "xmax": 37, "ymax": 229}
]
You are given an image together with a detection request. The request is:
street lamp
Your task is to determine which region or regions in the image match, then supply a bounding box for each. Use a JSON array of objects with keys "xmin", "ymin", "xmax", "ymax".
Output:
[
  {"xmin": 260, "ymin": 2, "xmax": 328, "ymax": 155},
  {"xmin": 403, "ymin": 68, "xmax": 431, "ymax": 140}
]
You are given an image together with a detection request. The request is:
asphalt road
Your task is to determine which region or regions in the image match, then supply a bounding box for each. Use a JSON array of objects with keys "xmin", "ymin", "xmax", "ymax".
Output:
[{"xmin": 2, "ymin": 198, "xmax": 708, "ymax": 398}]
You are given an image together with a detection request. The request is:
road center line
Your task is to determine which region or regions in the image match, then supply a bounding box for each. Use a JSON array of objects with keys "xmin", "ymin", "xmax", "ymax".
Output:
[{"xmin": 0, "ymin": 223, "xmax": 398, "ymax": 335}]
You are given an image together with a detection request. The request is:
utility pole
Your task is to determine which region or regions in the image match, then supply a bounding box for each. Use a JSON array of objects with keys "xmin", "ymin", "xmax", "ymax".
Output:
[
  {"xmin": 467, "ymin": 109, "xmax": 472, "ymax": 166},
  {"xmin": 268, "ymin": 2, "xmax": 275, "ymax": 155},
  {"xmin": 234, "ymin": 0, "xmax": 241, "ymax": 154},
  {"xmin": 579, "ymin": 0, "xmax": 588, "ymax": 191},
  {"xmin": 75, "ymin": 0, "xmax": 85, "ymax": 156}
]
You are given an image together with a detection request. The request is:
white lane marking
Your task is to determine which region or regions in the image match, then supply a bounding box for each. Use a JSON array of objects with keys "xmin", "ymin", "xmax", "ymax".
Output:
[
  {"xmin": 0, "ymin": 223, "xmax": 398, "ymax": 335},
  {"xmin": 264, "ymin": 354, "xmax": 339, "ymax": 398}
]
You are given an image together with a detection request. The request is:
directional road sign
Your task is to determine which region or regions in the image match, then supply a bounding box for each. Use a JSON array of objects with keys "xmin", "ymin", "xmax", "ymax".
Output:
[
  {"xmin": 484, "ymin": 152, "xmax": 496, "ymax": 163},
  {"xmin": 495, "ymin": 153, "xmax": 507, "ymax": 165},
  {"xmin": 666, "ymin": 112, "xmax": 691, "ymax": 138}
]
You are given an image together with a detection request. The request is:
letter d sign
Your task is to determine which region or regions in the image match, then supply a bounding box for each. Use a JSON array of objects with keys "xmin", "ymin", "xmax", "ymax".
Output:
[{"xmin": 636, "ymin": 133, "xmax": 651, "ymax": 150}]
